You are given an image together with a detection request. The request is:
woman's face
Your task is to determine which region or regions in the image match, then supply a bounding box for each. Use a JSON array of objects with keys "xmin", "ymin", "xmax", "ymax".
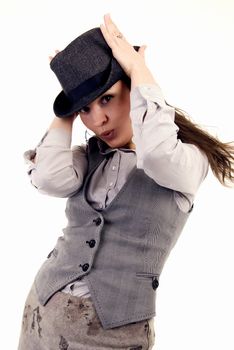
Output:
[{"xmin": 79, "ymin": 80, "xmax": 134, "ymax": 149}]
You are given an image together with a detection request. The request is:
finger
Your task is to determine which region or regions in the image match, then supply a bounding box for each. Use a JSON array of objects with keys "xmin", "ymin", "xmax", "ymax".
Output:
[
  {"xmin": 48, "ymin": 50, "xmax": 60, "ymax": 62},
  {"xmin": 138, "ymin": 45, "xmax": 147, "ymax": 58},
  {"xmin": 101, "ymin": 18, "xmax": 129, "ymax": 50},
  {"xmin": 103, "ymin": 13, "xmax": 124, "ymax": 39},
  {"xmin": 100, "ymin": 23, "xmax": 114, "ymax": 47},
  {"xmin": 103, "ymin": 13, "xmax": 118, "ymax": 33}
]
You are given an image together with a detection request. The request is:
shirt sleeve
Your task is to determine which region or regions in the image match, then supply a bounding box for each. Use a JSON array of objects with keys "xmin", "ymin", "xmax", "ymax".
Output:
[
  {"xmin": 23, "ymin": 128, "xmax": 88, "ymax": 197},
  {"xmin": 130, "ymin": 84, "xmax": 209, "ymax": 212}
]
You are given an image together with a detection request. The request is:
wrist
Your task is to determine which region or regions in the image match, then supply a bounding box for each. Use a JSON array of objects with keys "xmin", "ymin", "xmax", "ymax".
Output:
[
  {"xmin": 130, "ymin": 64, "xmax": 156, "ymax": 89},
  {"xmin": 49, "ymin": 114, "xmax": 77, "ymax": 132}
]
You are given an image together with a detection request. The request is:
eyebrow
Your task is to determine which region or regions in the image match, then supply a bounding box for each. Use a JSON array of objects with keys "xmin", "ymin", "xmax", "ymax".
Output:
[{"xmin": 81, "ymin": 88, "xmax": 116, "ymax": 110}]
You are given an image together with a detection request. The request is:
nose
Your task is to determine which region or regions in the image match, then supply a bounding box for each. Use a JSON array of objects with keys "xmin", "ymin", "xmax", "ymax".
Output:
[{"xmin": 91, "ymin": 105, "xmax": 108, "ymax": 127}]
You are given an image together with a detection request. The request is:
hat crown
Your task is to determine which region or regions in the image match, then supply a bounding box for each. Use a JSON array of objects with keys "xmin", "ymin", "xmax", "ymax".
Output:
[
  {"xmin": 50, "ymin": 27, "xmax": 136, "ymax": 117},
  {"xmin": 50, "ymin": 28, "xmax": 114, "ymax": 94}
]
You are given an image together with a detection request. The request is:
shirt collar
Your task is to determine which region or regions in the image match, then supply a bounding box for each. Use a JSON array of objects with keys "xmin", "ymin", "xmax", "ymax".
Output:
[{"xmin": 96, "ymin": 137, "xmax": 135, "ymax": 155}]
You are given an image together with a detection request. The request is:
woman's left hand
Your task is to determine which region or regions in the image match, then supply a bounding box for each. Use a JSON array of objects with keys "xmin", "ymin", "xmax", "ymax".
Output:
[{"xmin": 100, "ymin": 14, "xmax": 147, "ymax": 78}]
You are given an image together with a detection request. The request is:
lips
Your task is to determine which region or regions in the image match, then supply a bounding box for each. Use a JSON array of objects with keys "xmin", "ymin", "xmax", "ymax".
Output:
[
  {"xmin": 100, "ymin": 129, "xmax": 113, "ymax": 136},
  {"xmin": 100, "ymin": 129, "xmax": 115, "ymax": 141}
]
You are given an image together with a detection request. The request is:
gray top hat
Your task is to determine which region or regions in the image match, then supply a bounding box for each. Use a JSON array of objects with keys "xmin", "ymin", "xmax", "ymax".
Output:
[{"xmin": 50, "ymin": 27, "xmax": 139, "ymax": 117}]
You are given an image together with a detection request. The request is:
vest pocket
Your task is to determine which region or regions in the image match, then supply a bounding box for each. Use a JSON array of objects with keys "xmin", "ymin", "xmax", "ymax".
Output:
[
  {"xmin": 136, "ymin": 272, "xmax": 159, "ymax": 290},
  {"xmin": 136, "ymin": 272, "xmax": 159, "ymax": 278}
]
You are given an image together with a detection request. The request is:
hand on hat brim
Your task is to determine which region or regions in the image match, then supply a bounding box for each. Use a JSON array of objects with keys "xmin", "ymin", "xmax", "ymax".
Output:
[{"xmin": 100, "ymin": 14, "xmax": 147, "ymax": 78}]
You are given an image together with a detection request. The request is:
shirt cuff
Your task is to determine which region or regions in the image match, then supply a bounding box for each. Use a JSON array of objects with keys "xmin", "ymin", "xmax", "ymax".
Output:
[
  {"xmin": 23, "ymin": 150, "xmax": 37, "ymax": 175},
  {"xmin": 130, "ymin": 83, "xmax": 166, "ymax": 109}
]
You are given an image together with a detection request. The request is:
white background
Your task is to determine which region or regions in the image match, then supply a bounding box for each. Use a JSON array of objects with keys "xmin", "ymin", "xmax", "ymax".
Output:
[{"xmin": 0, "ymin": 0, "xmax": 234, "ymax": 349}]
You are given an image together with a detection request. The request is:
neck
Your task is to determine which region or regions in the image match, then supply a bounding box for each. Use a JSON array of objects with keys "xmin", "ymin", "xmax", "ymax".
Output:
[{"xmin": 124, "ymin": 141, "xmax": 136, "ymax": 150}]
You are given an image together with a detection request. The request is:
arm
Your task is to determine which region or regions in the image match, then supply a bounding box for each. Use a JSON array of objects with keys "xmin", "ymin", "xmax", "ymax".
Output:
[
  {"xmin": 24, "ymin": 114, "xmax": 88, "ymax": 198},
  {"xmin": 48, "ymin": 113, "xmax": 77, "ymax": 133},
  {"xmin": 129, "ymin": 84, "xmax": 209, "ymax": 211},
  {"xmin": 100, "ymin": 14, "xmax": 209, "ymax": 211}
]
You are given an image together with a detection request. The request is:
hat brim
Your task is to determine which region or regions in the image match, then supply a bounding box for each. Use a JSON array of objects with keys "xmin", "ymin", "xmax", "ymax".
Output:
[
  {"xmin": 53, "ymin": 60, "xmax": 127, "ymax": 118},
  {"xmin": 53, "ymin": 46, "xmax": 139, "ymax": 118}
]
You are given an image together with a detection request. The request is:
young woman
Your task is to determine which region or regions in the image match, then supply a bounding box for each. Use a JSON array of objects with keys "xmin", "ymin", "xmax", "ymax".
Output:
[{"xmin": 18, "ymin": 14, "xmax": 234, "ymax": 350}]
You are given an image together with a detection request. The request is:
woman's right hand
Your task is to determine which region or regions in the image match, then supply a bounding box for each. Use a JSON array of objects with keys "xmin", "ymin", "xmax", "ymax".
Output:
[{"xmin": 49, "ymin": 49, "xmax": 60, "ymax": 63}]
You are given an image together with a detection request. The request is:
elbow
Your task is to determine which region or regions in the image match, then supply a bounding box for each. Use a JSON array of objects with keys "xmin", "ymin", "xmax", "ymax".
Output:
[{"xmin": 30, "ymin": 168, "xmax": 81, "ymax": 198}]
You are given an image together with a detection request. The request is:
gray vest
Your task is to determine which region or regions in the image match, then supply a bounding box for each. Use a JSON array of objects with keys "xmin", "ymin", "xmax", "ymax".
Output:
[{"xmin": 34, "ymin": 137, "xmax": 192, "ymax": 329}]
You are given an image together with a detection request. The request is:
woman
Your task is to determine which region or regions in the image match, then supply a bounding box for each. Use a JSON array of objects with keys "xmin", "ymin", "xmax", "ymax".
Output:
[{"xmin": 18, "ymin": 14, "xmax": 234, "ymax": 350}]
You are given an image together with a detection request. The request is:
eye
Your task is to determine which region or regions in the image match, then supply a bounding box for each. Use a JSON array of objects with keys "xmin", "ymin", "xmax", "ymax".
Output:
[
  {"xmin": 78, "ymin": 106, "xmax": 90, "ymax": 114},
  {"xmin": 101, "ymin": 95, "xmax": 113, "ymax": 104}
]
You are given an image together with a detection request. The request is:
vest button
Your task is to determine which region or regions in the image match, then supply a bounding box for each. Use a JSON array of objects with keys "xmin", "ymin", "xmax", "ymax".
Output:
[
  {"xmin": 80, "ymin": 263, "xmax": 89, "ymax": 272},
  {"xmin": 152, "ymin": 278, "xmax": 159, "ymax": 290},
  {"xmin": 86, "ymin": 240, "xmax": 96, "ymax": 248},
  {"xmin": 93, "ymin": 217, "xmax": 102, "ymax": 226}
]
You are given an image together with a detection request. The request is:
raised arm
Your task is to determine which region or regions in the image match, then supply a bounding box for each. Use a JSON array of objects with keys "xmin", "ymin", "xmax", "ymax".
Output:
[
  {"xmin": 100, "ymin": 14, "xmax": 209, "ymax": 212},
  {"xmin": 24, "ymin": 103, "xmax": 87, "ymax": 198}
]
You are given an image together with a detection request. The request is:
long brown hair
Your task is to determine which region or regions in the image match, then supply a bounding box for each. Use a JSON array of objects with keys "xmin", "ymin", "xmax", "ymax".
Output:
[{"xmin": 165, "ymin": 102, "xmax": 234, "ymax": 186}]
